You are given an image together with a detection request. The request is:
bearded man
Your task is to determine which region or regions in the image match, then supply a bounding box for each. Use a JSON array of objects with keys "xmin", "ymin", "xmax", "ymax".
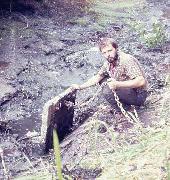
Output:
[{"xmin": 72, "ymin": 38, "xmax": 147, "ymax": 107}]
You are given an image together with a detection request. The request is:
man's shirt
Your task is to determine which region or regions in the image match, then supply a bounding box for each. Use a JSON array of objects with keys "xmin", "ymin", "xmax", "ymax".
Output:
[{"xmin": 98, "ymin": 51, "xmax": 147, "ymax": 90}]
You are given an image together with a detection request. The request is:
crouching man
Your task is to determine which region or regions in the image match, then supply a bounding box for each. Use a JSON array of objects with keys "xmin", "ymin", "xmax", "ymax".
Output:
[{"xmin": 72, "ymin": 38, "xmax": 147, "ymax": 108}]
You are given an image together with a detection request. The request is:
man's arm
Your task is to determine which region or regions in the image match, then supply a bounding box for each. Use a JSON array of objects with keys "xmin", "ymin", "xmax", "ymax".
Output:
[
  {"xmin": 74, "ymin": 74, "xmax": 104, "ymax": 90},
  {"xmin": 107, "ymin": 76, "xmax": 146, "ymax": 90},
  {"xmin": 72, "ymin": 62, "xmax": 107, "ymax": 90}
]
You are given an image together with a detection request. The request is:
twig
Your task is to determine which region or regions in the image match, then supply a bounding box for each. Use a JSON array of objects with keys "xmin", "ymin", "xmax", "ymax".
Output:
[
  {"xmin": 22, "ymin": 152, "xmax": 37, "ymax": 173},
  {"xmin": 40, "ymin": 157, "xmax": 49, "ymax": 172},
  {"xmin": 10, "ymin": 0, "xmax": 13, "ymax": 13},
  {"xmin": 17, "ymin": 133, "xmax": 41, "ymax": 142},
  {"xmin": 20, "ymin": 14, "xmax": 29, "ymax": 29},
  {"xmin": 0, "ymin": 147, "xmax": 9, "ymax": 179}
]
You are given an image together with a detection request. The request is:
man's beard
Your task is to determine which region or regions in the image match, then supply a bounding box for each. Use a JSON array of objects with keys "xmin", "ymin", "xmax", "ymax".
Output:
[{"xmin": 107, "ymin": 53, "xmax": 118, "ymax": 64}]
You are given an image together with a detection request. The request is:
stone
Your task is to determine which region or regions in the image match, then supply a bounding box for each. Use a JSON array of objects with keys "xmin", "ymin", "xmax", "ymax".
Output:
[{"xmin": 0, "ymin": 78, "xmax": 17, "ymax": 106}]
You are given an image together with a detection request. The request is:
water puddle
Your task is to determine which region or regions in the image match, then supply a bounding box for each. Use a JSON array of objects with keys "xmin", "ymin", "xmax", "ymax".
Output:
[{"xmin": 9, "ymin": 113, "xmax": 40, "ymax": 138}]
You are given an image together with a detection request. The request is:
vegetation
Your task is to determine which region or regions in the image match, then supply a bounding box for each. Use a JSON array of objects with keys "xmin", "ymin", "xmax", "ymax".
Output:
[
  {"xmin": 69, "ymin": 0, "xmax": 145, "ymax": 28},
  {"xmin": 72, "ymin": 82, "xmax": 170, "ymax": 179},
  {"xmin": 128, "ymin": 18, "xmax": 167, "ymax": 48},
  {"xmin": 69, "ymin": 0, "xmax": 167, "ymax": 49},
  {"xmin": 53, "ymin": 129, "xmax": 64, "ymax": 180},
  {"xmin": 12, "ymin": 83, "xmax": 170, "ymax": 179}
]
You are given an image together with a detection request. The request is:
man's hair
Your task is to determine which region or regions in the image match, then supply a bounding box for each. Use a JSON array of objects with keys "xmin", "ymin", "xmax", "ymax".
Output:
[{"xmin": 98, "ymin": 38, "xmax": 118, "ymax": 51}]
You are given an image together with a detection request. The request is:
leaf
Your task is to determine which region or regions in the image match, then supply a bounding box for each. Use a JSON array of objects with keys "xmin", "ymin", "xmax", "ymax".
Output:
[{"xmin": 53, "ymin": 129, "xmax": 64, "ymax": 180}]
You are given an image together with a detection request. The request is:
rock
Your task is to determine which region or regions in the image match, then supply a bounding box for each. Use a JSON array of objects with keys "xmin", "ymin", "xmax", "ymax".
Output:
[
  {"xmin": 49, "ymin": 40, "xmax": 65, "ymax": 51},
  {"xmin": 41, "ymin": 44, "xmax": 53, "ymax": 55},
  {"xmin": 163, "ymin": 57, "xmax": 170, "ymax": 64},
  {"xmin": 0, "ymin": 78, "xmax": 17, "ymax": 106},
  {"xmin": 60, "ymin": 39, "xmax": 76, "ymax": 46},
  {"xmin": 65, "ymin": 47, "xmax": 104, "ymax": 69},
  {"xmin": 0, "ymin": 121, "xmax": 9, "ymax": 132}
]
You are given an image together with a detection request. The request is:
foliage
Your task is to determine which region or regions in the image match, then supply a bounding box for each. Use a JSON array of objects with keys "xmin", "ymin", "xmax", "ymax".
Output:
[
  {"xmin": 13, "ymin": 129, "xmax": 65, "ymax": 180},
  {"xmin": 53, "ymin": 129, "xmax": 64, "ymax": 180},
  {"xmin": 128, "ymin": 18, "xmax": 167, "ymax": 48},
  {"xmin": 73, "ymin": 83, "xmax": 170, "ymax": 179}
]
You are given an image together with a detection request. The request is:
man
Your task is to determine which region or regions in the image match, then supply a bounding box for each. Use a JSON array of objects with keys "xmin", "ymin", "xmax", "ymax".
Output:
[{"xmin": 72, "ymin": 38, "xmax": 147, "ymax": 107}]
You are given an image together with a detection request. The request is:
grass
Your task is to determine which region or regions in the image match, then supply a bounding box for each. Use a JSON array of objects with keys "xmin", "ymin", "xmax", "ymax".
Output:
[
  {"xmin": 53, "ymin": 129, "xmax": 64, "ymax": 180},
  {"xmin": 67, "ymin": 0, "xmax": 146, "ymax": 29},
  {"xmin": 87, "ymin": 0, "xmax": 146, "ymax": 27},
  {"xmin": 89, "ymin": 0, "xmax": 145, "ymax": 11},
  {"xmin": 74, "ymin": 85, "xmax": 170, "ymax": 179},
  {"xmin": 13, "ymin": 79, "xmax": 170, "ymax": 179},
  {"xmin": 84, "ymin": 126, "xmax": 169, "ymax": 179},
  {"xmin": 14, "ymin": 130, "xmax": 64, "ymax": 180},
  {"xmin": 12, "ymin": 77, "xmax": 170, "ymax": 179}
]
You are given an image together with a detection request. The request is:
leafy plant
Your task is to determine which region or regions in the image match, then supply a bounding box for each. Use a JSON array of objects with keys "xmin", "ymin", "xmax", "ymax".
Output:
[
  {"xmin": 128, "ymin": 18, "xmax": 167, "ymax": 48},
  {"xmin": 53, "ymin": 129, "xmax": 64, "ymax": 180},
  {"xmin": 143, "ymin": 21, "xmax": 167, "ymax": 48}
]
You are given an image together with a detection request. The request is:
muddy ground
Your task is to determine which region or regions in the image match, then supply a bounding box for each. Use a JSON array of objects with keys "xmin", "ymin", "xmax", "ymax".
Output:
[{"xmin": 0, "ymin": 0, "xmax": 170, "ymax": 179}]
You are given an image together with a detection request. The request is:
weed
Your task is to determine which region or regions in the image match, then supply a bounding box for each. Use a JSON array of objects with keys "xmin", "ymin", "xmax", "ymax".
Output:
[
  {"xmin": 128, "ymin": 18, "xmax": 167, "ymax": 48},
  {"xmin": 53, "ymin": 129, "xmax": 64, "ymax": 180}
]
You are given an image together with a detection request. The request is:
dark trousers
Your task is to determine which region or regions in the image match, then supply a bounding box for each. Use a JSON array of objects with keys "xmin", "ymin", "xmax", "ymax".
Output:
[{"xmin": 103, "ymin": 86, "xmax": 147, "ymax": 108}]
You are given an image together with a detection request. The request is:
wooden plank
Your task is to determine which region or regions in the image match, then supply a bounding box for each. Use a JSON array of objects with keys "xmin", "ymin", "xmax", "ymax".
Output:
[{"xmin": 41, "ymin": 87, "xmax": 76, "ymax": 153}]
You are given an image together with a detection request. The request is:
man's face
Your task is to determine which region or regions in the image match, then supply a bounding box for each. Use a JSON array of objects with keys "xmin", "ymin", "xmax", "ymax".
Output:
[{"xmin": 101, "ymin": 44, "xmax": 117, "ymax": 63}]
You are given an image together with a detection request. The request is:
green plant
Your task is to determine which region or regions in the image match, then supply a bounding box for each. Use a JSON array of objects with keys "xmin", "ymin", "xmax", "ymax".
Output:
[
  {"xmin": 53, "ymin": 129, "xmax": 64, "ymax": 180},
  {"xmin": 143, "ymin": 21, "xmax": 167, "ymax": 48},
  {"xmin": 128, "ymin": 18, "xmax": 167, "ymax": 48}
]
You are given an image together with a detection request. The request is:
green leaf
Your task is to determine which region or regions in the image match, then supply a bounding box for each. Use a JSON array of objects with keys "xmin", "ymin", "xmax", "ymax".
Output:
[{"xmin": 53, "ymin": 129, "xmax": 64, "ymax": 180}]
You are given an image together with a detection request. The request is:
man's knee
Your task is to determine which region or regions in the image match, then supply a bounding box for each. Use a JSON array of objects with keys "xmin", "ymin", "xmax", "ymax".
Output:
[
  {"xmin": 116, "ymin": 88, "xmax": 137, "ymax": 105},
  {"xmin": 117, "ymin": 88, "xmax": 147, "ymax": 106}
]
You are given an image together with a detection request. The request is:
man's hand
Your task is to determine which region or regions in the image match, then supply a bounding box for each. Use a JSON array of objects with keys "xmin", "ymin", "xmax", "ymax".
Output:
[{"xmin": 107, "ymin": 78, "xmax": 117, "ymax": 90}]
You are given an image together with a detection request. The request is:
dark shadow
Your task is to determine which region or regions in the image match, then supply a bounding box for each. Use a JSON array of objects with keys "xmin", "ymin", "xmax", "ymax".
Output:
[{"xmin": 0, "ymin": 1, "xmax": 35, "ymax": 15}]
